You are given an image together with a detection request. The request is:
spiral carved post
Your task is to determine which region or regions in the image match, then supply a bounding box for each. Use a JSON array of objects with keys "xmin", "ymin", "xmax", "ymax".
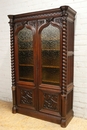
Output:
[
  {"xmin": 8, "ymin": 15, "xmax": 17, "ymax": 113},
  {"xmin": 60, "ymin": 9, "xmax": 68, "ymax": 127}
]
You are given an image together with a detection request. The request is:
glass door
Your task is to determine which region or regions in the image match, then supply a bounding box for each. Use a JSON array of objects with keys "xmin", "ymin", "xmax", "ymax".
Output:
[
  {"xmin": 15, "ymin": 25, "xmax": 37, "ymax": 110},
  {"xmin": 18, "ymin": 27, "xmax": 34, "ymax": 83},
  {"xmin": 41, "ymin": 24, "xmax": 60, "ymax": 86},
  {"xmin": 38, "ymin": 23, "xmax": 61, "ymax": 116}
]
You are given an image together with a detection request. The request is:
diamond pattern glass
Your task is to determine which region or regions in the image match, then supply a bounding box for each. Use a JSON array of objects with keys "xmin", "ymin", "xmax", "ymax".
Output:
[
  {"xmin": 18, "ymin": 27, "xmax": 34, "ymax": 82},
  {"xmin": 41, "ymin": 25, "xmax": 60, "ymax": 85}
]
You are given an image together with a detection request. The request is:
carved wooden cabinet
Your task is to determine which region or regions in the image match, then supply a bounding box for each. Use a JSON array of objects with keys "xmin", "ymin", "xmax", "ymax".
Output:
[{"xmin": 8, "ymin": 6, "xmax": 76, "ymax": 127}]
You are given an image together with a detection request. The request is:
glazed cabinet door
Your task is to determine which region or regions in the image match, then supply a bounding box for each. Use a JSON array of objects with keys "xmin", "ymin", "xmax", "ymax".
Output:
[
  {"xmin": 38, "ymin": 19, "xmax": 62, "ymax": 117},
  {"xmin": 14, "ymin": 22, "xmax": 38, "ymax": 110}
]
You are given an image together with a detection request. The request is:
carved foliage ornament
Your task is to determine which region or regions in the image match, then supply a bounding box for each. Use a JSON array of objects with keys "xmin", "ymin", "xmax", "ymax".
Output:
[
  {"xmin": 43, "ymin": 93, "xmax": 58, "ymax": 111},
  {"xmin": 20, "ymin": 89, "xmax": 33, "ymax": 105}
]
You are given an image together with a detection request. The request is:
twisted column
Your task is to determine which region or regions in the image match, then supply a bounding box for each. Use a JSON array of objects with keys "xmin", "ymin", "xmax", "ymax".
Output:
[
  {"xmin": 62, "ymin": 16, "xmax": 67, "ymax": 95},
  {"xmin": 61, "ymin": 9, "xmax": 68, "ymax": 127},
  {"xmin": 9, "ymin": 16, "xmax": 17, "ymax": 113}
]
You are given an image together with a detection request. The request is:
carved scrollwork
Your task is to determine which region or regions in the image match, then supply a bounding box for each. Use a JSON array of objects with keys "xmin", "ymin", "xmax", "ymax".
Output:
[
  {"xmin": 15, "ymin": 20, "xmax": 36, "ymax": 29},
  {"xmin": 43, "ymin": 93, "xmax": 58, "ymax": 111},
  {"xmin": 46, "ymin": 17, "xmax": 54, "ymax": 23},
  {"xmin": 38, "ymin": 19, "xmax": 46, "ymax": 27},
  {"xmin": 54, "ymin": 17, "xmax": 63, "ymax": 27},
  {"xmin": 21, "ymin": 89, "xmax": 33, "ymax": 105}
]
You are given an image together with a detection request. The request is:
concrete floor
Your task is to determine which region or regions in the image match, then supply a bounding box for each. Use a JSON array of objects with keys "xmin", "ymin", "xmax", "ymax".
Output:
[{"xmin": 0, "ymin": 100, "xmax": 87, "ymax": 130}]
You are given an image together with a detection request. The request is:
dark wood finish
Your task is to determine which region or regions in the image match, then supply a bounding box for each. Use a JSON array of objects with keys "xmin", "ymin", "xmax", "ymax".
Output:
[{"xmin": 8, "ymin": 6, "xmax": 76, "ymax": 127}]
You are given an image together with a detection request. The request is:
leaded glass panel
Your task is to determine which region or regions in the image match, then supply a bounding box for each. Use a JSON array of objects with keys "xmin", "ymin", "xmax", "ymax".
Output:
[
  {"xmin": 41, "ymin": 25, "xmax": 60, "ymax": 85},
  {"xmin": 18, "ymin": 27, "xmax": 34, "ymax": 82}
]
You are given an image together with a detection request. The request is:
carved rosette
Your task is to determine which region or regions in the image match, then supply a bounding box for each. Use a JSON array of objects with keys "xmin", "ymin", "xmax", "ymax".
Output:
[
  {"xmin": 61, "ymin": 12, "xmax": 68, "ymax": 95},
  {"xmin": 9, "ymin": 16, "xmax": 16, "ymax": 113}
]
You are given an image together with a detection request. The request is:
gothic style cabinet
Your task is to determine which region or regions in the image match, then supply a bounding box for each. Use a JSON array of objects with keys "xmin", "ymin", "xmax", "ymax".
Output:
[{"xmin": 8, "ymin": 6, "xmax": 76, "ymax": 127}]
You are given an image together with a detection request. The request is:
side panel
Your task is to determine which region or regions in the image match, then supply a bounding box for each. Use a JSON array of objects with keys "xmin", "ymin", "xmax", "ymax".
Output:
[{"xmin": 67, "ymin": 21, "xmax": 74, "ymax": 113}]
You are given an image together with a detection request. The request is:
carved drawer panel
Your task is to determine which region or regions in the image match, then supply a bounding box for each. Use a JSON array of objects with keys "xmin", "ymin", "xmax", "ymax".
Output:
[
  {"xmin": 39, "ymin": 88, "xmax": 61, "ymax": 116},
  {"xmin": 17, "ymin": 86, "xmax": 37, "ymax": 110}
]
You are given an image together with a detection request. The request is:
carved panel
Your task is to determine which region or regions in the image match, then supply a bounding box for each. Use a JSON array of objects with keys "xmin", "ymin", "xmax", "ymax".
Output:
[
  {"xmin": 43, "ymin": 93, "xmax": 58, "ymax": 111},
  {"xmin": 20, "ymin": 89, "xmax": 33, "ymax": 105}
]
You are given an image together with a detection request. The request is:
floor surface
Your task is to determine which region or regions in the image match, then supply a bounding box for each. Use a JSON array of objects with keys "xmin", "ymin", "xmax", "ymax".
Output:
[{"xmin": 0, "ymin": 100, "xmax": 87, "ymax": 130}]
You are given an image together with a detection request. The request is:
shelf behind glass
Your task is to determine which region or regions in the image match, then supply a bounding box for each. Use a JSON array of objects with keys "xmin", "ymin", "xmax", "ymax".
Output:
[
  {"xmin": 42, "ymin": 65, "xmax": 60, "ymax": 69},
  {"xmin": 19, "ymin": 50, "xmax": 33, "ymax": 64},
  {"xmin": 19, "ymin": 49, "xmax": 33, "ymax": 51},
  {"xmin": 19, "ymin": 64, "xmax": 33, "ymax": 67},
  {"xmin": 42, "ymin": 67, "xmax": 60, "ymax": 85},
  {"xmin": 19, "ymin": 77, "xmax": 33, "ymax": 82},
  {"xmin": 18, "ymin": 41, "xmax": 33, "ymax": 49},
  {"xmin": 42, "ymin": 50, "xmax": 60, "ymax": 66},
  {"xmin": 42, "ymin": 49, "xmax": 60, "ymax": 51},
  {"xmin": 42, "ymin": 80, "xmax": 60, "ymax": 85},
  {"xmin": 42, "ymin": 40, "xmax": 60, "ymax": 50},
  {"xmin": 19, "ymin": 66, "xmax": 34, "ymax": 82}
]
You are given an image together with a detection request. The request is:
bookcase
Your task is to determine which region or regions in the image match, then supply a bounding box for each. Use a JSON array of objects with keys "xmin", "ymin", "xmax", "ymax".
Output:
[{"xmin": 8, "ymin": 6, "xmax": 76, "ymax": 127}]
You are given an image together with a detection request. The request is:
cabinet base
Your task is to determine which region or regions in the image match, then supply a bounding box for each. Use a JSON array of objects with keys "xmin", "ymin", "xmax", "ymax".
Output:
[
  {"xmin": 14, "ymin": 106, "xmax": 73, "ymax": 127},
  {"xmin": 61, "ymin": 110, "xmax": 74, "ymax": 127}
]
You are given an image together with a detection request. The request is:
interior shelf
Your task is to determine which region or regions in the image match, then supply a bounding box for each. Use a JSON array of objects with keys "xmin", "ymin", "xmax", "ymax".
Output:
[
  {"xmin": 19, "ymin": 77, "xmax": 33, "ymax": 81},
  {"xmin": 42, "ymin": 65, "xmax": 60, "ymax": 68},
  {"xmin": 19, "ymin": 49, "xmax": 33, "ymax": 51},
  {"xmin": 42, "ymin": 49, "xmax": 60, "ymax": 51},
  {"xmin": 19, "ymin": 64, "xmax": 33, "ymax": 67},
  {"xmin": 42, "ymin": 79, "xmax": 60, "ymax": 84}
]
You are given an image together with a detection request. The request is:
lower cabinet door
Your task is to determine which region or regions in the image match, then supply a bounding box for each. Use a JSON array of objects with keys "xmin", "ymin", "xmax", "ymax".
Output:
[
  {"xmin": 39, "ymin": 88, "xmax": 61, "ymax": 117},
  {"xmin": 17, "ymin": 86, "xmax": 37, "ymax": 110}
]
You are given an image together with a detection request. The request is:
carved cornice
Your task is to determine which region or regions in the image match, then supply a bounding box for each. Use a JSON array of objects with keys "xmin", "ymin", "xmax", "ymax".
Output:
[
  {"xmin": 60, "ymin": 6, "xmax": 76, "ymax": 22},
  {"xmin": 14, "ymin": 12, "xmax": 62, "ymax": 23}
]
